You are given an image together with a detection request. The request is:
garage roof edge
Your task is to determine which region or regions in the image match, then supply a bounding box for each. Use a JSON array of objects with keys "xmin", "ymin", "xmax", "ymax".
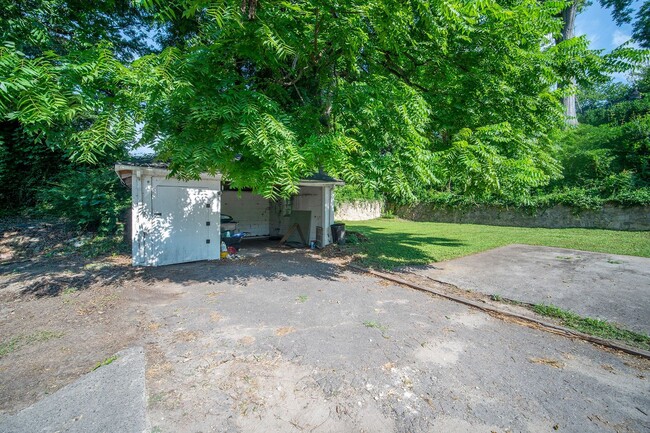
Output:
[
  {"xmin": 114, "ymin": 163, "xmax": 344, "ymax": 186},
  {"xmin": 114, "ymin": 163, "xmax": 222, "ymax": 181}
]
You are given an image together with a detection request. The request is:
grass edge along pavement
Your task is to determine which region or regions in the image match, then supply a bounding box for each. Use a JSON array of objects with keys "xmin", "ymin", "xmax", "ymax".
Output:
[
  {"xmin": 344, "ymin": 218, "xmax": 650, "ymax": 269},
  {"xmin": 340, "ymin": 219, "xmax": 650, "ymax": 351}
]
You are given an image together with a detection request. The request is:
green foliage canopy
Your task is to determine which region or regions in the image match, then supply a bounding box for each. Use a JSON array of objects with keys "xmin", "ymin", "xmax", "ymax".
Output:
[
  {"xmin": 1, "ymin": 0, "xmax": 155, "ymax": 60},
  {"xmin": 0, "ymin": 0, "xmax": 158, "ymax": 165},
  {"xmin": 131, "ymin": 0, "xmax": 632, "ymax": 201},
  {"xmin": 2, "ymin": 0, "xmax": 647, "ymax": 207}
]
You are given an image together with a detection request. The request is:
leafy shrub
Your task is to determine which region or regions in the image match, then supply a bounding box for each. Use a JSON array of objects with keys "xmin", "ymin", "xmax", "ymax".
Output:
[
  {"xmin": 37, "ymin": 166, "xmax": 130, "ymax": 234},
  {"xmin": 0, "ymin": 122, "xmax": 68, "ymax": 210},
  {"xmin": 610, "ymin": 187, "xmax": 650, "ymax": 206},
  {"xmin": 430, "ymin": 123, "xmax": 561, "ymax": 205},
  {"xmin": 414, "ymin": 183, "xmax": 650, "ymax": 211},
  {"xmin": 535, "ymin": 187, "xmax": 606, "ymax": 210},
  {"xmin": 388, "ymin": 74, "xmax": 650, "ymax": 212}
]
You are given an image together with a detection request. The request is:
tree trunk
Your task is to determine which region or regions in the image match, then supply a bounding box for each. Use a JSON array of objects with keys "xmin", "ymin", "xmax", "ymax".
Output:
[{"xmin": 561, "ymin": 2, "xmax": 579, "ymax": 126}]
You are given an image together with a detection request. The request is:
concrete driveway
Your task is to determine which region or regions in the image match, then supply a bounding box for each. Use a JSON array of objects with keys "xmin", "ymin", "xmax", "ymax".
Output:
[
  {"xmin": 404, "ymin": 244, "xmax": 650, "ymax": 335},
  {"xmin": 1, "ymin": 244, "xmax": 649, "ymax": 433},
  {"xmin": 0, "ymin": 347, "xmax": 147, "ymax": 433}
]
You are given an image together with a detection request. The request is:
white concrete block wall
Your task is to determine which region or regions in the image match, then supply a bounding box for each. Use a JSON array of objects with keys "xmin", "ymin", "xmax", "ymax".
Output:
[
  {"xmin": 334, "ymin": 200, "xmax": 382, "ymax": 221},
  {"xmin": 221, "ymin": 191, "xmax": 271, "ymax": 237},
  {"xmin": 218, "ymin": 187, "xmax": 333, "ymax": 242}
]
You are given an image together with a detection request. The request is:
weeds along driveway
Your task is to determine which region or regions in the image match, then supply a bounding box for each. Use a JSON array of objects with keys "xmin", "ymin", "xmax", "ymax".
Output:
[{"xmin": 1, "ymin": 246, "xmax": 649, "ymax": 433}]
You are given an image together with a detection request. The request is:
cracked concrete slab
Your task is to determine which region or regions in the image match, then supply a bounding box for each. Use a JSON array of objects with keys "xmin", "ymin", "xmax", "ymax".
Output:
[
  {"xmin": 404, "ymin": 244, "xmax": 650, "ymax": 335},
  {"xmin": 139, "ymin": 248, "xmax": 650, "ymax": 433}
]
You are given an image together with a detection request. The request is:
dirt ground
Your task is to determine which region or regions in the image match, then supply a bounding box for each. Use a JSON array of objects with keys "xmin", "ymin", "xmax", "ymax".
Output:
[
  {"xmin": 1, "ymin": 222, "xmax": 649, "ymax": 433},
  {"xmin": 0, "ymin": 220, "xmax": 158, "ymax": 413}
]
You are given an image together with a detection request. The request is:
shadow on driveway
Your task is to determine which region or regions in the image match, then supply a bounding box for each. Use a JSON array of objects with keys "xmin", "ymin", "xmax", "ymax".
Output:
[
  {"xmin": 0, "ymin": 239, "xmax": 338, "ymax": 299},
  {"xmin": 344, "ymin": 224, "xmax": 466, "ymax": 268}
]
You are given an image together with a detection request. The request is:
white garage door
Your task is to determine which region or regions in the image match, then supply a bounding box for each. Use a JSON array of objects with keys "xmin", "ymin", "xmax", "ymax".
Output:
[{"xmin": 148, "ymin": 185, "xmax": 220, "ymax": 266}]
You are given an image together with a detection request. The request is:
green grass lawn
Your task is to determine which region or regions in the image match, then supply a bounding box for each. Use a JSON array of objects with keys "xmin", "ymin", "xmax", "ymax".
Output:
[{"xmin": 344, "ymin": 218, "xmax": 650, "ymax": 269}]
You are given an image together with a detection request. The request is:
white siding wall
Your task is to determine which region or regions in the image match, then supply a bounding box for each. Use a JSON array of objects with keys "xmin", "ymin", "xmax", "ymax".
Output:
[
  {"xmin": 324, "ymin": 186, "xmax": 334, "ymax": 244},
  {"xmin": 221, "ymin": 191, "xmax": 271, "ymax": 237},
  {"xmin": 219, "ymin": 187, "xmax": 331, "ymax": 243},
  {"xmin": 269, "ymin": 199, "xmax": 284, "ymax": 238}
]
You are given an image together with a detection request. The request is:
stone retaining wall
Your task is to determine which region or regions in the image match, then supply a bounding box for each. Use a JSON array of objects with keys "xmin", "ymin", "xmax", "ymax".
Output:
[
  {"xmin": 335, "ymin": 200, "xmax": 383, "ymax": 221},
  {"xmin": 393, "ymin": 203, "xmax": 650, "ymax": 231}
]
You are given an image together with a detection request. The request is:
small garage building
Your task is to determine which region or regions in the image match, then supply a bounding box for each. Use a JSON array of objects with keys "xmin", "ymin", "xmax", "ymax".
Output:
[{"xmin": 115, "ymin": 163, "xmax": 344, "ymax": 266}]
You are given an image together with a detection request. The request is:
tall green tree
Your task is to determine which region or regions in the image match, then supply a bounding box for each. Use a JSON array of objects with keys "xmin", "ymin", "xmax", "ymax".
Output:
[
  {"xmin": 558, "ymin": 0, "xmax": 650, "ymax": 125},
  {"xmin": 1, "ymin": 0, "xmax": 155, "ymax": 60},
  {"xmin": 553, "ymin": 70, "xmax": 649, "ymax": 203},
  {"xmin": 633, "ymin": 2, "xmax": 650, "ymax": 48},
  {"xmin": 3, "ymin": 0, "xmax": 644, "ymax": 207},
  {"xmin": 131, "ymin": 0, "xmax": 612, "ymax": 201}
]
